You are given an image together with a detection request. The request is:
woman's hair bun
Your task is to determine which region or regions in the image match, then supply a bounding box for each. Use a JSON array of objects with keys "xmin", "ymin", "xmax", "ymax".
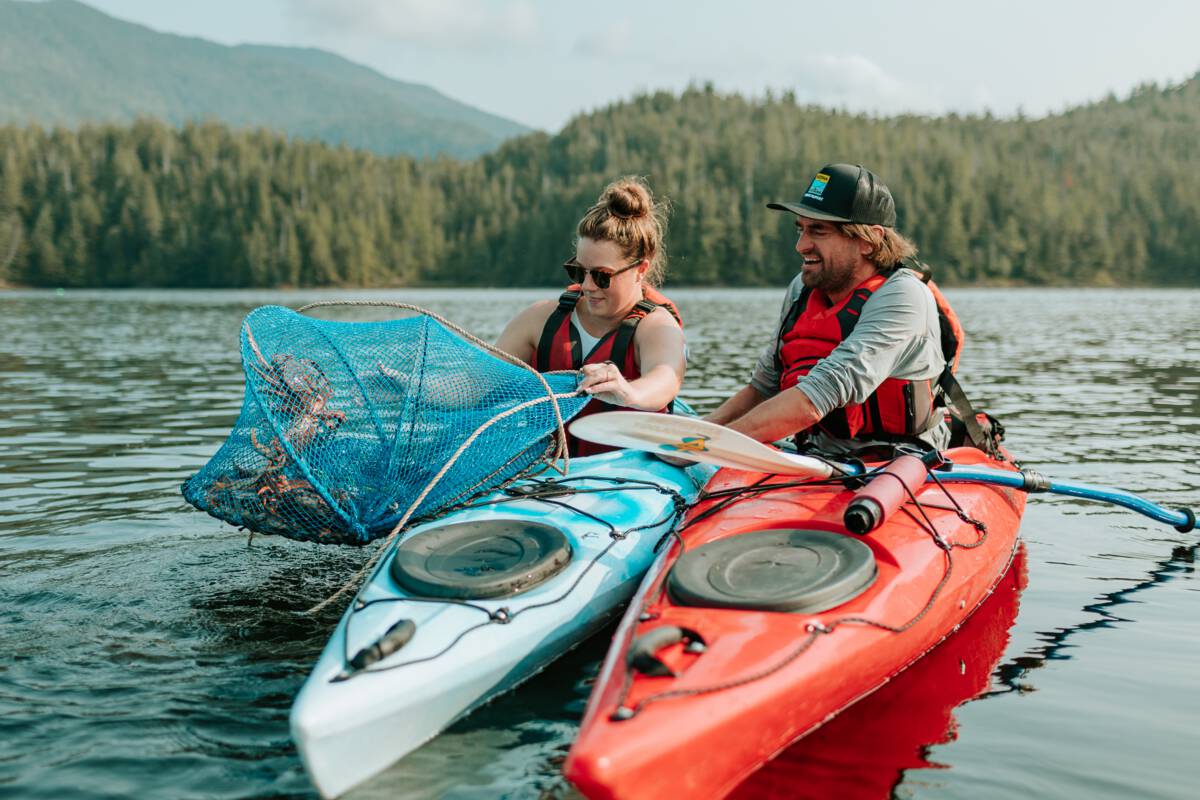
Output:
[
  {"xmin": 576, "ymin": 175, "xmax": 670, "ymax": 286},
  {"xmin": 603, "ymin": 178, "xmax": 652, "ymax": 220}
]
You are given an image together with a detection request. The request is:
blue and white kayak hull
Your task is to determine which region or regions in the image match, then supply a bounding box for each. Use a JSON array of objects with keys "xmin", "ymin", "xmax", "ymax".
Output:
[{"xmin": 290, "ymin": 451, "xmax": 714, "ymax": 798}]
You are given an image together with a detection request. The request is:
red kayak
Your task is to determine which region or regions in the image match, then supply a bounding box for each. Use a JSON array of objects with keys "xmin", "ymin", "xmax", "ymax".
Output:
[
  {"xmin": 564, "ymin": 446, "xmax": 1026, "ymax": 800},
  {"xmin": 730, "ymin": 545, "xmax": 1027, "ymax": 799}
]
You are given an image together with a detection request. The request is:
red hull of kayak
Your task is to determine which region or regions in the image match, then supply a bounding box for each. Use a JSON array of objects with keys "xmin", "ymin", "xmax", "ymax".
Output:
[
  {"xmin": 564, "ymin": 447, "xmax": 1026, "ymax": 800},
  {"xmin": 730, "ymin": 546, "xmax": 1027, "ymax": 799}
]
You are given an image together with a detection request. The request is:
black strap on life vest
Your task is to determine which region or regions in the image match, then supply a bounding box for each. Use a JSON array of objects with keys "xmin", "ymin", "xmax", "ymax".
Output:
[
  {"xmin": 896, "ymin": 255, "xmax": 932, "ymax": 281},
  {"xmin": 536, "ymin": 290, "xmax": 583, "ymax": 372},
  {"xmin": 937, "ymin": 368, "xmax": 1001, "ymax": 458},
  {"xmin": 780, "ymin": 286, "xmax": 812, "ymax": 334},
  {"xmin": 865, "ymin": 393, "xmax": 886, "ymax": 433},
  {"xmin": 897, "ymin": 256, "xmax": 962, "ymax": 371},
  {"xmin": 773, "ymin": 287, "xmax": 811, "ymax": 376},
  {"xmin": 892, "ymin": 257, "xmax": 994, "ymax": 455},
  {"xmin": 607, "ymin": 298, "xmax": 657, "ymax": 370},
  {"xmin": 836, "ymin": 285, "xmax": 875, "ymax": 338},
  {"xmin": 536, "ymin": 292, "xmax": 660, "ymax": 373},
  {"xmin": 612, "ymin": 298, "xmax": 678, "ymax": 413}
]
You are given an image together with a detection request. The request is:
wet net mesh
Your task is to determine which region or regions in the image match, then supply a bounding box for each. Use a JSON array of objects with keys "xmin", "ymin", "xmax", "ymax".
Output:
[{"xmin": 181, "ymin": 305, "xmax": 589, "ymax": 546}]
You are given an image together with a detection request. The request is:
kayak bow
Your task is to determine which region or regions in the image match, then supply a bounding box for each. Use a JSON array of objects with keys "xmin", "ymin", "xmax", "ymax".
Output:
[
  {"xmin": 291, "ymin": 450, "xmax": 715, "ymax": 798},
  {"xmin": 565, "ymin": 446, "xmax": 1026, "ymax": 799}
]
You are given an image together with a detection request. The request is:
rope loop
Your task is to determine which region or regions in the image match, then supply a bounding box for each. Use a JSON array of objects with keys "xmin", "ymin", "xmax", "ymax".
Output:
[{"xmin": 295, "ymin": 299, "xmax": 579, "ymax": 616}]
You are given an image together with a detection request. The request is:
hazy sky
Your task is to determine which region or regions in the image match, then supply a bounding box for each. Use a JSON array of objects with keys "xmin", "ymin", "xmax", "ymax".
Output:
[{"xmin": 78, "ymin": 0, "xmax": 1200, "ymax": 131}]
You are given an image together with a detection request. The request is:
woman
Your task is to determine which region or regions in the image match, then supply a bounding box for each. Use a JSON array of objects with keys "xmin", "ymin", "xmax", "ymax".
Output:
[{"xmin": 495, "ymin": 177, "xmax": 685, "ymax": 456}]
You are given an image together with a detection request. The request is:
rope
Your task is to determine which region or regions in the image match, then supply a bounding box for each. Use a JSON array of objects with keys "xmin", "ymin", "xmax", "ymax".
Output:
[
  {"xmin": 297, "ymin": 299, "xmax": 573, "ymax": 468},
  {"xmin": 293, "ymin": 299, "xmax": 584, "ymax": 615},
  {"xmin": 612, "ymin": 458, "xmax": 1001, "ymax": 718},
  {"xmin": 333, "ymin": 479, "xmax": 689, "ymax": 679},
  {"xmin": 303, "ymin": 390, "xmax": 581, "ymax": 615}
]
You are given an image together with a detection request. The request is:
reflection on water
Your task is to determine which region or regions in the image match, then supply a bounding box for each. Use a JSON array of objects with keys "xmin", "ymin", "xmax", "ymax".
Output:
[
  {"xmin": 1, "ymin": 287, "xmax": 1198, "ymax": 800},
  {"xmin": 732, "ymin": 548, "xmax": 1029, "ymax": 800},
  {"xmin": 987, "ymin": 541, "xmax": 1199, "ymax": 698}
]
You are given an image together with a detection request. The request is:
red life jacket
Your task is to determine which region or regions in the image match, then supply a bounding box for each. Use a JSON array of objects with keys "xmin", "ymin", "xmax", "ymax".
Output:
[
  {"xmin": 534, "ymin": 285, "xmax": 682, "ymax": 457},
  {"xmin": 777, "ymin": 267, "xmax": 963, "ymax": 442}
]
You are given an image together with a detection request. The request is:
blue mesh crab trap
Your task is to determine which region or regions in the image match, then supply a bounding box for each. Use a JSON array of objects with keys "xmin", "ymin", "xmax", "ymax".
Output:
[{"xmin": 182, "ymin": 304, "xmax": 588, "ymax": 546}]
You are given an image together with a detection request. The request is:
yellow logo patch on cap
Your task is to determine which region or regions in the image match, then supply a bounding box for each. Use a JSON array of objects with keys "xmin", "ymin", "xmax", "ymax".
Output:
[{"xmin": 804, "ymin": 172, "xmax": 831, "ymax": 201}]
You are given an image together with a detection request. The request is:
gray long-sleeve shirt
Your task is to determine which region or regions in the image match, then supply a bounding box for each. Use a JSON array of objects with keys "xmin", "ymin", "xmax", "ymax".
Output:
[{"xmin": 750, "ymin": 268, "xmax": 950, "ymax": 451}]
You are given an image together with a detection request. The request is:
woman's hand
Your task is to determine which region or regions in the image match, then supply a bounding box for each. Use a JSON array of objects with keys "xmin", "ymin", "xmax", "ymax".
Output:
[{"xmin": 577, "ymin": 361, "xmax": 642, "ymax": 408}]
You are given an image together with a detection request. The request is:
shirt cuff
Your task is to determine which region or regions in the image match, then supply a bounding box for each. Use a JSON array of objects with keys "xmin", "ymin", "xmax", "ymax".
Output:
[
  {"xmin": 794, "ymin": 375, "xmax": 837, "ymax": 417},
  {"xmin": 749, "ymin": 373, "xmax": 779, "ymax": 398}
]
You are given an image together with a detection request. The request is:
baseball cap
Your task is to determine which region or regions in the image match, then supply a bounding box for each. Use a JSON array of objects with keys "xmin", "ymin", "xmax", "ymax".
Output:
[{"xmin": 767, "ymin": 163, "xmax": 896, "ymax": 227}]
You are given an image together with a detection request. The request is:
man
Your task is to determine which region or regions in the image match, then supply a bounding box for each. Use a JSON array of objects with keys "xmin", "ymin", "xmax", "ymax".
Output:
[{"xmin": 707, "ymin": 163, "xmax": 954, "ymax": 455}]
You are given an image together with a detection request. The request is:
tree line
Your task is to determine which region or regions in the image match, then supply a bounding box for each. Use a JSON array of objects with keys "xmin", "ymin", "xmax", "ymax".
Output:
[{"xmin": 2, "ymin": 75, "xmax": 1198, "ymax": 289}]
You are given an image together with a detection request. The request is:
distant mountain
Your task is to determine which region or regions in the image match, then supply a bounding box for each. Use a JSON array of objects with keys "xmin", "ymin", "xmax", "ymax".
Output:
[{"xmin": 0, "ymin": 0, "xmax": 530, "ymax": 158}]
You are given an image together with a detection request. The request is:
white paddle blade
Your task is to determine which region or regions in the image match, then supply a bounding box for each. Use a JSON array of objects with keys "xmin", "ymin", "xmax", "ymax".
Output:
[{"xmin": 568, "ymin": 412, "xmax": 832, "ymax": 479}]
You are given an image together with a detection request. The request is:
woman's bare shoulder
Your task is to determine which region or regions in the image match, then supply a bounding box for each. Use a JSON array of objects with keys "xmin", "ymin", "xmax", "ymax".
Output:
[
  {"xmin": 515, "ymin": 298, "xmax": 562, "ymax": 327},
  {"xmin": 496, "ymin": 297, "xmax": 564, "ymax": 360},
  {"xmin": 642, "ymin": 303, "xmax": 683, "ymax": 330}
]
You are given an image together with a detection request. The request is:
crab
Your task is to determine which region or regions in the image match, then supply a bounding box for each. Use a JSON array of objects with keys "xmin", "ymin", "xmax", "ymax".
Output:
[
  {"xmin": 244, "ymin": 328, "xmax": 347, "ymax": 451},
  {"xmin": 247, "ymin": 430, "xmax": 348, "ymax": 540}
]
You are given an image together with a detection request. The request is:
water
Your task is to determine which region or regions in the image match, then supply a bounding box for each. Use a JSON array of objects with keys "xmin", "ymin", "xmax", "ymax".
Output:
[{"xmin": 1, "ymin": 287, "xmax": 1198, "ymax": 800}]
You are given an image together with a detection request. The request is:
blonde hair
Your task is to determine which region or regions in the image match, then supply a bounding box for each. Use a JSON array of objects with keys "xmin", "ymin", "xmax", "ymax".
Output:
[
  {"xmin": 839, "ymin": 223, "xmax": 918, "ymax": 269},
  {"xmin": 576, "ymin": 177, "xmax": 669, "ymax": 286}
]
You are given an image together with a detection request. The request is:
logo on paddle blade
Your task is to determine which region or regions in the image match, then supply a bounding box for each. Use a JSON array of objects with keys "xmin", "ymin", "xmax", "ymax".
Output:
[{"xmin": 662, "ymin": 435, "xmax": 710, "ymax": 453}]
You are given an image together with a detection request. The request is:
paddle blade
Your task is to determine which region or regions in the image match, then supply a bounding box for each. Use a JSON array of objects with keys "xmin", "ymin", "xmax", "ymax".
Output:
[{"xmin": 568, "ymin": 412, "xmax": 833, "ymax": 479}]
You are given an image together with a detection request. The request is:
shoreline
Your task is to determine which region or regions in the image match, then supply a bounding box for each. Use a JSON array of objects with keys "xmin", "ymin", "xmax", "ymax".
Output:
[{"xmin": 2, "ymin": 281, "xmax": 1196, "ymax": 292}]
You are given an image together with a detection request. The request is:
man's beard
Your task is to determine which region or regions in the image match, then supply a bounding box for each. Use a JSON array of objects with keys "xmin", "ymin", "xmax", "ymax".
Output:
[{"xmin": 802, "ymin": 252, "xmax": 859, "ymax": 297}]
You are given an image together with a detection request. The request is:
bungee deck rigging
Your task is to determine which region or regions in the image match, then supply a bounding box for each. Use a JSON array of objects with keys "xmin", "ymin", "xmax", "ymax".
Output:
[
  {"xmin": 564, "ymin": 445, "xmax": 1027, "ymax": 800},
  {"xmin": 334, "ymin": 473, "xmax": 694, "ymax": 682},
  {"xmin": 290, "ymin": 449, "xmax": 717, "ymax": 799},
  {"xmin": 563, "ymin": 412, "xmax": 1196, "ymax": 800},
  {"xmin": 176, "ymin": 304, "xmax": 1197, "ymax": 800},
  {"xmin": 605, "ymin": 452, "xmax": 994, "ymax": 721}
]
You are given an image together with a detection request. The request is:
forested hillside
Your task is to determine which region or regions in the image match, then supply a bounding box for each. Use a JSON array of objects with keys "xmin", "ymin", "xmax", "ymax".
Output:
[
  {"xmin": 2, "ymin": 77, "xmax": 1197, "ymax": 288},
  {"xmin": 0, "ymin": 0, "xmax": 527, "ymax": 159}
]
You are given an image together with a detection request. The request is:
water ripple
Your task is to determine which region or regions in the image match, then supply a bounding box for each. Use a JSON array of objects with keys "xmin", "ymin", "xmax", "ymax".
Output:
[{"xmin": 1, "ymin": 287, "xmax": 1197, "ymax": 800}]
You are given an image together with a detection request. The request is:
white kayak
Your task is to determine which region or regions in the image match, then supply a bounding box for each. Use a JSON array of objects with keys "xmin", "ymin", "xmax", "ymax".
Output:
[{"xmin": 290, "ymin": 449, "xmax": 716, "ymax": 798}]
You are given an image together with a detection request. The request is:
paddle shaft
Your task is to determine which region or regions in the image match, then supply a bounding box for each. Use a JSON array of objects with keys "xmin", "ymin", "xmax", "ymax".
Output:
[
  {"xmin": 568, "ymin": 412, "xmax": 1196, "ymax": 532},
  {"xmin": 932, "ymin": 465, "xmax": 1196, "ymax": 532},
  {"xmin": 818, "ymin": 459, "xmax": 1194, "ymax": 531}
]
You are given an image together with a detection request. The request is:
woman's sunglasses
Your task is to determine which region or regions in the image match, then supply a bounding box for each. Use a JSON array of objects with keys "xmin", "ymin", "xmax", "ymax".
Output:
[{"xmin": 562, "ymin": 257, "xmax": 643, "ymax": 289}]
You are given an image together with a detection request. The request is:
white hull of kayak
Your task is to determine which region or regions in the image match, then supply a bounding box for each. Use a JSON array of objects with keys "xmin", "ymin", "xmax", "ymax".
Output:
[{"xmin": 290, "ymin": 451, "xmax": 713, "ymax": 798}]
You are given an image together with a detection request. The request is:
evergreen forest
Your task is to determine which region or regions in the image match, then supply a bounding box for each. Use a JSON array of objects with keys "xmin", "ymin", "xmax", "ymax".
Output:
[{"xmin": 2, "ymin": 76, "xmax": 1198, "ymax": 289}]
